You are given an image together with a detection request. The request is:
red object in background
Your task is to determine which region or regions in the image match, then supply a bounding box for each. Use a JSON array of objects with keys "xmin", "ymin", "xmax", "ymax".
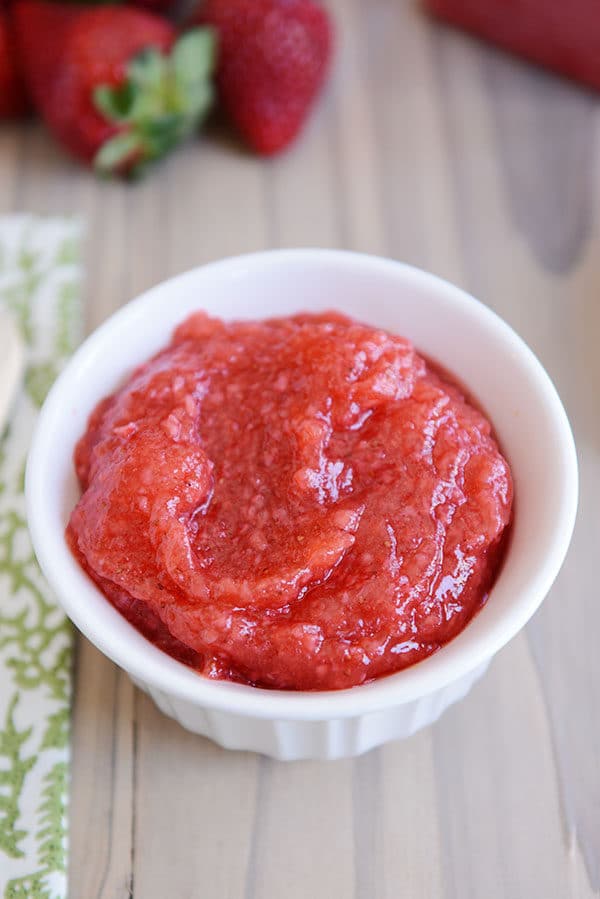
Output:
[
  {"xmin": 13, "ymin": 1, "xmax": 215, "ymax": 175},
  {"xmin": 14, "ymin": 2, "xmax": 173, "ymax": 166},
  {"xmin": 195, "ymin": 0, "xmax": 333, "ymax": 155},
  {"xmin": 0, "ymin": 10, "xmax": 28, "ymax": 118},
  {"xmin": 425, "ymin": 0, "xmax": 600, "ymax": 92}
]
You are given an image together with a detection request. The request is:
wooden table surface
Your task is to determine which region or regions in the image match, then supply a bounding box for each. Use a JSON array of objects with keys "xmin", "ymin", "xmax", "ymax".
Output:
[{"xmin": 2, "ymin": 1, "xmax": 599, "ymax": 895}]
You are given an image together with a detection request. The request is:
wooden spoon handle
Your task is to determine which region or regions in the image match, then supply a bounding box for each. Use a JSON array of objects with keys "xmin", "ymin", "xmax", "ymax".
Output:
[{"xmin": 0, "ymin": 309, "xmax": 25, "ymax": 434}]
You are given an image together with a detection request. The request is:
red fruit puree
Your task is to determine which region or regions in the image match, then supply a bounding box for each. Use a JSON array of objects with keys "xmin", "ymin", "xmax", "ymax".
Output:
[{"xmin": 67, "ymin": 312, "xmax": 513, "ymax": 691}]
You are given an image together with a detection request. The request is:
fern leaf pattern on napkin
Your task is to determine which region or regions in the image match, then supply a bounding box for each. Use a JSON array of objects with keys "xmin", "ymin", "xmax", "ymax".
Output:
[{"xmin": 0, "ymin": 215, "xmax": 82, "ymax": 899}]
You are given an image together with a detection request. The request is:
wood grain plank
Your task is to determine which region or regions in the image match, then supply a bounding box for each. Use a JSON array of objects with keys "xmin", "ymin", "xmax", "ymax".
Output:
[
  {"xmin": 69, "ymin": 644, "xmax": 135, "ymax": 899},
  {"xmin": 245, "ymin": 758, "xmax": 355, "ymax": 899},
  {"xmin": 262, "ymin": 105, "xmax": 342, "ymax": 250},
  {"xmin": 363, "ymin": 0, "xmax": 464, "ymax": 282},
  {"xmin": 133, "ymin": 695, "xmax": 258, "ymax": 899},
  {"xmin": 482, "ymin": 39, "xmax": 595, "ymax": 274},
  {"xmin": 380, "ymin": 734, "xmax": 444, "ymax": 899},
  {"xmin": 352, "ymin": 733, "xmax": 445, "ymax": 899},
  {"xmin": 326, "ymin": 0, "xmax": 386, "ymax": 254},
  {"xmin": 163, "ymin": 138, "xmax": 270, "ymax": 274},
  {"xmin": 433, "ymin": 635, "xmax": 579, "ymax": 899},
  {"xmin": 525, "ymin": 272, "xmax": 600, "ymax": 891},
  {"xmin": 523, "ymin": 152, "xmax": 600, "ymax": 893}
]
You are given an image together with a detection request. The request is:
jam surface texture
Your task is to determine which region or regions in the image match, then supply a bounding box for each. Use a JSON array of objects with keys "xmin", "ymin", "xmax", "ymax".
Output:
[{"xmin": 68, "ymin": 312, "xmax": 513, "ymax": 690}]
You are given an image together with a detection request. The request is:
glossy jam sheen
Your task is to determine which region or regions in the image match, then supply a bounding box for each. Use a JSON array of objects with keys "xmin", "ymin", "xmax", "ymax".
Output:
[{"xmin": 67, "ymin": 312, "xmax": 513, "ymax": 691}]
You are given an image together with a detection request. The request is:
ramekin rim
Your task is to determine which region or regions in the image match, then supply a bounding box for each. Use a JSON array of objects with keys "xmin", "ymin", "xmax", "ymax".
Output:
[{"xmin": 26, "ymin": 249, "xmax": 579, "ymax": 720}]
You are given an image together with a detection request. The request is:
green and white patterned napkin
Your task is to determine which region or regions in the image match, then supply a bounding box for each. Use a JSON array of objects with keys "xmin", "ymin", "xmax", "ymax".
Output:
[{"xmin": 0, "ymin": 215, "xmax": 82, "ymax": 899}]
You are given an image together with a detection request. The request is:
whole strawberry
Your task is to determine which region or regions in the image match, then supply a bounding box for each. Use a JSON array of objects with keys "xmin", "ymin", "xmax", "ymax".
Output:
[
  {"xmin": 14, "ymin": 1, "xmax": 216, "ymax": 175},
  {"xmin": 0, "ymin": 9, "xmax": 28, "ymax": 119},
  {"xmin": 194, "ymin": 0, "xmax": 333, "ymax": 155}
]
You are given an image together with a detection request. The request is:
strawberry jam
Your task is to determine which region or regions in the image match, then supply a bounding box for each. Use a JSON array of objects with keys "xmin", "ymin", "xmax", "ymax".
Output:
[{"xmin": 68, "ymin": 312, "xmax": 513, "ymax": 690}]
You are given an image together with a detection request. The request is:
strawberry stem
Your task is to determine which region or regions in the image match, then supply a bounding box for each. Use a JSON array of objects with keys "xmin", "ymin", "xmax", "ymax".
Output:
[{"xmin": 93, "ymin": 26, "xmax": 217, "ymax": 176}]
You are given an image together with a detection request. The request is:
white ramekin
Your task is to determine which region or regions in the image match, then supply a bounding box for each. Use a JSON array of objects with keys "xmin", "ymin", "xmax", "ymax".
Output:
[{"xmin": 26, "ymin": 250, "xmax": 578, "ymax": 760}]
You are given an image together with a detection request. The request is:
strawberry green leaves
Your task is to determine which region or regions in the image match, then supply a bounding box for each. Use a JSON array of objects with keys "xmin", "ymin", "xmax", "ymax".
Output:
[{"xmin": 93, "ymin": 27, "xmax": 217, "ymax": 176}]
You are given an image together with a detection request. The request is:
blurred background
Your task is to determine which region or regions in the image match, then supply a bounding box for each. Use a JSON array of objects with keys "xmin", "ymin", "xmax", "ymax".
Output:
[{"xmin": 1, "ymin": 0, "xmax": 599, "ymax": 896}]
